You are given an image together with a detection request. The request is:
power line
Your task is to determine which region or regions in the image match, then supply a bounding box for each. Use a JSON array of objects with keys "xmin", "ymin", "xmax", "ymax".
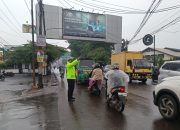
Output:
[
  {"xmin": 63, "ymin": 0, "xmax": 73, "ymax": 8},
  {"xmin": 1, "ymin": 0, "xmax": 30, "ymax": 39},
  {"xmin": 129, "ymin": 0, "xmax": 163, "ymax": 42},
  {"xmin": 0, "ymin": 8, "xmax": 28, "ymax": 41},
  {"xmin": 89, "ymin": 0, "xmax": 146, "ymax": 12},
  {"xmin": 130, "ymin": 15, "xmax": 180, "ymax": 45},
  {"xmin": 57, "ymin": 0, "xmax": 68, "ymax": 8},
  {"xmin": 145, "ymin": 9, "xmax": 180, "ymax": 33},
  {"xmin": 24, "ymin": 0, "xmax": 31, "ymax": 14}
]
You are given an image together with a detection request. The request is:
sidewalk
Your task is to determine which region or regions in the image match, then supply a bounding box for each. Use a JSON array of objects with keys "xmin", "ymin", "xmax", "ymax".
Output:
[
  {"xmin": 21, "ymin": 73, "xmax": 60, "ymax": 99},
  {"xmin": 0, "ymin": 72, "xmax": 59, "ymax": 103}
]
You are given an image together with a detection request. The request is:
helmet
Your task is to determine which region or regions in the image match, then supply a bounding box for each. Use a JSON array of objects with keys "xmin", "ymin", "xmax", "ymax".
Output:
[
  {"xmin": 111, "ymin": 63, "xmax": 119, "ymax": 69},
  {"xmin": 67, "ymin": 57, "xmax": 73, "ymax": 62},
  {"xmin": 94, "ymin": 63, "xmax": 100, "ymax": 68}
]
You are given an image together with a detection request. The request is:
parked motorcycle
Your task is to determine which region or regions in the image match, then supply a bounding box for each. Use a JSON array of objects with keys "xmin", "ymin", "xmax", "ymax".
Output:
[
  {"xmin": 0, "ymin": 73, "xmax": 5, "ymax": 81},
  {"xmin": 60, "ymin": 71, "xmax": 64, "ymax": 79},
  {"xmin": 106, "ymin": 86, "xmax": 127, "ymax": 112}
]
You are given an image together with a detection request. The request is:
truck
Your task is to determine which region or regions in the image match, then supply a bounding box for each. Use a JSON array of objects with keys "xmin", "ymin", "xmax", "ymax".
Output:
[{"xmin": 111, "ymin": 51, "xmax": 152, "ymax": 83}]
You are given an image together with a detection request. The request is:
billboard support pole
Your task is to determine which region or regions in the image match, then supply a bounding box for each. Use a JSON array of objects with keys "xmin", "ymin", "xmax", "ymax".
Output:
[
  {"xmin": 31, "ymin": 0, "xmax": 36, "ymax": 88},
  {"xmin": 37, "ymin": 0, "xmax": 44, "ymax": 88},
  {"xmin": 153, "ymin": 35, "xmax": 156, "ymax": 66}
]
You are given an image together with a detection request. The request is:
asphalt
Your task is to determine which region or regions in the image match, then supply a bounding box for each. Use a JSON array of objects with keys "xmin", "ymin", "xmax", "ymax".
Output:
[{"xmin": 0, "ymin": 70, "xmax": 180, "ymax": 130}]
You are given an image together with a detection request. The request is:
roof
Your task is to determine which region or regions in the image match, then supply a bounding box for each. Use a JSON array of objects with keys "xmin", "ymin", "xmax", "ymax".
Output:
[
  {"xmin": 142, "ymin": 47, "xmax": 180, "ymax": 57},
  {"xmin": 165, "ymin": 48, "xmax": 180, "ymax": 52}
]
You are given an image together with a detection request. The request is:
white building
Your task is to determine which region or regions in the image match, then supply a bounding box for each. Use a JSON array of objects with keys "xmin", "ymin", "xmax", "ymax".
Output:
[{"xmin": 142, "ymin": 47, "xmax": 180, "ymax": 62}]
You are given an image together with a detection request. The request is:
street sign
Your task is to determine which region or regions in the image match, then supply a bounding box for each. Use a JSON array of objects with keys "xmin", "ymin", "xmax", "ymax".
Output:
[
  {"xmin": 143, "ymin": 34, "xmax": 153, "ymax": 46},
  {"xmin": 22, "ymin": 24, "xmax": 36, "ymax": 33},
  {"xmin": 37, "ymin": 50, "xmax": 44, "ymax": 62},
  {"xmin": 36, "ymin": 35, "xmax": 46, "ymax": 47}
]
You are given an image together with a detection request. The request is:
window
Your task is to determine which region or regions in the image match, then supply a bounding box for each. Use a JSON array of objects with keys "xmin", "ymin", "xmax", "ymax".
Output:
[
  {"xmin": 169, "ymin": 63, "xmax": 180, "ymax": 72},
  {"xmin": 162, "ymin": 63, "xmax": 170, "ymax": 70},
  {"xmin": 127, "ymin": 60, "xmax": 132, "ymax": 66}
]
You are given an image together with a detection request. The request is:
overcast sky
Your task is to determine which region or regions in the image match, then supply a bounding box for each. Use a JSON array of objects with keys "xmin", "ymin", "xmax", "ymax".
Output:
[{"xmin": 0, "ymin": 0, "xmax": 180, "ymax": 51}]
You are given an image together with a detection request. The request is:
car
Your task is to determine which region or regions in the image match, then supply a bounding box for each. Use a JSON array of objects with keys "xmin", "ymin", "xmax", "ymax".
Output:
[
  {"xmin": 153, "ymin": 76, "xmax": 180, "ymax": 120},
  {"xmin": 159, "ymin": 60, "xmax": 180, "ymax": 82},
  {"xmin": 76, "ymin": 59, "xmax": 95, "ymax": 84}
]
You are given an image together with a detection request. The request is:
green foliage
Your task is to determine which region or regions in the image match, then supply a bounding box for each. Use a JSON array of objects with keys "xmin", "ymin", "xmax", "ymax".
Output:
[
  {"xmin": 3, "ymin": 42, "xmax": 67, "ymax": 68},
  {"xmin": 157, "ymin": 57, "xmax": 164, "ymax": 68},
  {"xmin": 68, "ymin": 40, "xmax": 112, "ymax": 64},
  {"xmin": 46, "ymin": 44, "xmax": 67, "ymax": 63}
]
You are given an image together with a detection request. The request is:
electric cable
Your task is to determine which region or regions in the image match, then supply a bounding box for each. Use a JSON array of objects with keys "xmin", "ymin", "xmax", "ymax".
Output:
[
  {"xmin": 57, "ymin": 0, "xmax": 68, "ymax": 8},
  {"xmin": 129, "ymin": 0, "xmax": 163, "ymax": 42},
  {"xmin": 63, "ymin": 0, "xmax": 73, "ymax": 8},
  {"xmin": 1, "ymin": 0, "xmax": 30, "ymax": 39},
  {"xmin": 24, "ymin": 0, "xmax": 31, "ymax": 14}
]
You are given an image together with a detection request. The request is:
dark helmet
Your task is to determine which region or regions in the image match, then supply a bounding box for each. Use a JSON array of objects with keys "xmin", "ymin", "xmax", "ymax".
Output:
[
  {"xmin": 67, "ymin": 57, "xmax": 73, "ymax": 62},
  {"xmin": 94, "ymin": 63, "xmax": 100, "ymax": 68}
]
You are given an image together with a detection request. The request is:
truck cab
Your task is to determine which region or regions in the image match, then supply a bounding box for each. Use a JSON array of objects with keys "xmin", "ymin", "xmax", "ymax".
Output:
[{"xmin": 111, "ymin": 51, "xmax": 152, "ymax": 83}]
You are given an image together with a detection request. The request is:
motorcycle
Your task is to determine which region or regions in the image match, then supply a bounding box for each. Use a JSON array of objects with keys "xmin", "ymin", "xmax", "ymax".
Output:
[
  {"xmin": 0, "ymin": 73, "xmax": 5, "ymax": 81},
  {"xmin": 106, "ymin": 86, "xmax": 127, "ymax": 112},
  {"xmin": 60, "ymin": 71, "xmax": 64, "ymax": 79},
  {"xmin": 88, "ymin": 80, "xmax": 101, "ymax": 96}
]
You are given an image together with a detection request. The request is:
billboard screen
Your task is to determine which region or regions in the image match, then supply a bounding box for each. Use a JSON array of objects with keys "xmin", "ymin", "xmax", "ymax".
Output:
[{"xmin": 63, "ymin": 9, "xmax": 106, "ymax": 39}]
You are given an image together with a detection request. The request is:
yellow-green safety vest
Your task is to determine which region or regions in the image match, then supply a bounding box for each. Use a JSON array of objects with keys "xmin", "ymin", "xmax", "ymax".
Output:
[{"xmin": 66, "ymin": 59, "xmax": 79, "ymax": 79}]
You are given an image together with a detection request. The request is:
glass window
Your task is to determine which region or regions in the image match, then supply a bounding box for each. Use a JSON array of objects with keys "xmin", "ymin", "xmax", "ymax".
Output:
[
  {"xmin": 133, "ymin": 59, "xmax": 151, "ymax": 68},
  {"xmin": 169, "ymin": 63, "xmax": 180, "ymax": 72},
  {"xmin": 79, "ymin": 60, "xmax": 94, "ymax": 67},
  {"xmin": 162, "ymin": 63, "xmax": 170, "ymax": 70}
]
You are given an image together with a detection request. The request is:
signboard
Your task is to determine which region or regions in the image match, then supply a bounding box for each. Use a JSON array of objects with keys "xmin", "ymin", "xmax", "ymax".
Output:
[
  {"xmin": 22, "ymin": 24, "xmax": 36, "ymax": 33},
  {"xmin": 63, "ymin": 9, "xmax": 106, "ymax": 38},
  {"xmin": 37, "ymin": 50, "xmax": 44, "ymax": 62},
  {"xmin": 143, "ymin": 34, "xmax": 153, "ymax": 46},
  {"xmin": 36, "ymin": 35, "xmax": 46, "ymax": 47}
]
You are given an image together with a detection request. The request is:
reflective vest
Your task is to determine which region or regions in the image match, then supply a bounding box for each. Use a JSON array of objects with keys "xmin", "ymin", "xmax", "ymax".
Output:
[{"xmin": 66, "ymin": 59, "xmax": 79, "ymax": 79}]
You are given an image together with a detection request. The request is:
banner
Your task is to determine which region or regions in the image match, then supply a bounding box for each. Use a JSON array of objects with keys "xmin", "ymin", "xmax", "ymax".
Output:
[{"xmin": 37, "ymin": 50, "xmax": 44, "ymax": 62}]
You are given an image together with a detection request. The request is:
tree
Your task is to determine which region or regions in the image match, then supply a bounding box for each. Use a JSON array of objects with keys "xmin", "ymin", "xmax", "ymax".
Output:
[
  {"xmin": 3, "ymin": 42, "xmax": 67, "ymax": 69},
  {"xmin": 68, "ymin": 40, "xmax": 112, "ymax": 64}
]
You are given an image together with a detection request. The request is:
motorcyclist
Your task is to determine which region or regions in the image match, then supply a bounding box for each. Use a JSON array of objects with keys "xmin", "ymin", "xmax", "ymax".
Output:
[
  {"xmin": 105, "ymin": 63, "xmax": 129, "ymax": 97},
  {"xmin": 88, "ymin": 63, "xmax": 103, "ymax": 90}
]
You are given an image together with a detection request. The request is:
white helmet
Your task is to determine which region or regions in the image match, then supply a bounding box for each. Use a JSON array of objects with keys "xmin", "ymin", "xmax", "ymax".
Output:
[{"xmin": 111, "ymin": 63, "xmax": 119, "ymax": 69}]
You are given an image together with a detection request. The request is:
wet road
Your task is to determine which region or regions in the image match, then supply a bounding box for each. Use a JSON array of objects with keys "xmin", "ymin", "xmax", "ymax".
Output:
[
  {"xmin": 0, "ymin": 72, "xmax": 180, "ymax": 130},
  {"xmin": 56, "ymin": 69, "xmax": 180, "ymax": 130}
]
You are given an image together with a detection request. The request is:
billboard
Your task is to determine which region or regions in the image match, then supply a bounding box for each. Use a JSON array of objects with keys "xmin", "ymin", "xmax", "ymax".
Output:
[
  {"xmin": 63, "ymin": 9, "xmax": 106, "ymax": 39},
  {"xmin": 36, "ymin": 4, "xmax": 122, "ymax": 44}
]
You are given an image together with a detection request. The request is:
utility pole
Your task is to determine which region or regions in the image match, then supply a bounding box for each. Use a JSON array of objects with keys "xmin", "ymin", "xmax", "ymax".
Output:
[
  {"xmin": 37, "ymin": 0, "xmax": 44, "ymax": 88},
  {"xmin": 153, "ymin": 35, "xmax": 156, "ymax": 66},
  {"xmin": 31, "ymin": 0, "xmax": 36, "ymax": 87}
]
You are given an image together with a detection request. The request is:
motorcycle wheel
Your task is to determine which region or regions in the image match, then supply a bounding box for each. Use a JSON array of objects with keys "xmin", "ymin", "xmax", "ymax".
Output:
[{"xmin": 115, "ymin": 100, "xmax": 125, "ymax": 112}]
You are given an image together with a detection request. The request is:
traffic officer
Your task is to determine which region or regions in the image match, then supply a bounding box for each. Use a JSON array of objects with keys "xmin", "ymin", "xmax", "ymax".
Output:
[{"xmin": 66, "ymin": 57, "xmax": 80, "ymax": 102}]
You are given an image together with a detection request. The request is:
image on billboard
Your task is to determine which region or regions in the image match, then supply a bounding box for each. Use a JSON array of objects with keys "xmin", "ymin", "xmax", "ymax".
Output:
[{"xmin": 63, "ymin": 9, "xmax": 106, "ymax": 39}]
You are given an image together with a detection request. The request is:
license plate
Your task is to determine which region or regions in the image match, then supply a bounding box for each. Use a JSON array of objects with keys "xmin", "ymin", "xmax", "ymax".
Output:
[{"xmin": 118, "ymin": 93, "xmax": 127, "ymax": 96}]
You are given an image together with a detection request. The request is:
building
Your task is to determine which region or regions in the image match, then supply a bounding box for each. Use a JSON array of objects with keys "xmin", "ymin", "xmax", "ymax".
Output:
[{"xmin": 142, "ymin": 47, "xmax": 180, "ymax": 62}]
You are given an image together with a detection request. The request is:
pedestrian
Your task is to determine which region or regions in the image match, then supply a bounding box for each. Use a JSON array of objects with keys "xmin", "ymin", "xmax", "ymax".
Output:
[
  {"xmin": 66, "ymin": 57, "xmax": 80, "ymax": 102},
  {"xmin": 152, "ymin": 66, "xmax": 159, "ymax": 83}
]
